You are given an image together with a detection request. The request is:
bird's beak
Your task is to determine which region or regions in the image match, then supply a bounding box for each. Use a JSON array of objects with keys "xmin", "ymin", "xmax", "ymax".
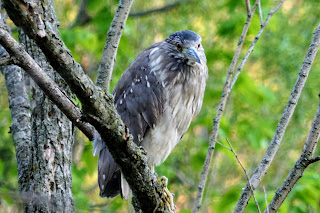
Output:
[{"xmin": 185, "ymin": 47, "xmax": 201, "ymax": 64}]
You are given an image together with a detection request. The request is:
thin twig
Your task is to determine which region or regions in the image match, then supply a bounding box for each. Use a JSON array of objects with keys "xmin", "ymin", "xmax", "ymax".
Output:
[
  {"xmin": 192, "ymin": 2, "xmax": 260, "ymax": 212},
  {"xmin": 230, "ymin": 0, "xmax": 285, "ymax": 89},
  {"xmin": 265, "ymin": 93, "xmax": 320, "ymax": 212},
  {"xmin": 263, "ymin": 186, "xmax": 269, "ymax": 213},
  {"xmin": 130, "ymin": 0, "xmax": 193, "ymax": 17},
  {"xmin": 308, "ymin": 156, "xmax": 320, "ymax": 164},
  {"xmin": 258, "ymin": 0, "xmax": 263, "ymax": 26},
  {"xmin": 95, "ymin": 0, "xmax": 134, "ymax": 92},
  {"xmin": 70, "ymin": 0, "xmax": 91, "ymax": 29},
  {"xmin": 245, "ymin": 0, "xmax": 251, "ymax": 15},
  {"xmin": 0, "ymin": 57, "xmax": 15, "ymax": 66},
  {"xmin": 234, "ymin": 20, "xmax": 320, "ymax": 213},
  {"xmin": 226, "ymin": 139, "xmax": 261, "ymax": 213},
  {"xmin": 216, "ymin": 140, "xmax": 231, "ymax": 151}
]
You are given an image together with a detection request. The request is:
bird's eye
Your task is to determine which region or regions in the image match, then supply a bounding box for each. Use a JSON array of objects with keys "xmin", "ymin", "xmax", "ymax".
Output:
[
  {"xmin": 177, "ymin": 44, "xmax": 182, "ymax": 51},
  {"xmin": 198, "ymin": 44, "xmax": 201, "ymax": 49}
]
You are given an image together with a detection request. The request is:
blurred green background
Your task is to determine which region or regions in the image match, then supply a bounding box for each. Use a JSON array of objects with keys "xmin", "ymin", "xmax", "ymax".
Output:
[{"xmin": 1, "ymin": 0, "xmax": 320, "ymax": 212}]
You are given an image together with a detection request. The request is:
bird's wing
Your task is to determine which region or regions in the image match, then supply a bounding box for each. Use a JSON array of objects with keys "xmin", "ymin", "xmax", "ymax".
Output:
[{"xmin": 112, "ymin": 42, "xmax": 166, "ymax": 145}]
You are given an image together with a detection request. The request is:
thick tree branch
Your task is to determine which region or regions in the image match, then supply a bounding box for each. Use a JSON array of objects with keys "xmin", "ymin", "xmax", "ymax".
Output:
[
  {"xmin": 0, "ymin": 26, "xmax": 94, "ymax": 140},
  {"xmin": 193, "ymin": 1, "xmax": 259, "ymax": 212},
  {"xmin": 3, "ymin": 0, "xmax": 171, "ymax": 211},
  {"xmin": 265, "ymin": 94, "xmax": 320, "ymax": 212},
  {"xmin": 0, "ymin": 40, "xmax": 32, "ymax": 200},
  {"xmin": 129, "ymin": 0, "xmax": 193, "ymax": 17},
  {"xmin": 95, "ymin": 0, "xmax": 133, "ymax": 92},
  {"xmin": 234, "ymin": 21, "xmax": 320, "ymax": 212}
]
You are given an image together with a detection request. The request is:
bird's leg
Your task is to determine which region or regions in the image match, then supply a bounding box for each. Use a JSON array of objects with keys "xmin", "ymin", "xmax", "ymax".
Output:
[{"xmin": 159, "ymin": 176, "xmax": 175, "ymax": 212}]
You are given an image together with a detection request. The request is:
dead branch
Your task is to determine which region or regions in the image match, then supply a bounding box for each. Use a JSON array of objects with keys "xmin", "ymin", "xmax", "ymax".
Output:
[
  {"xmin": 265, "ymin": 93, "xmax": 320, "ymax": 212},
  {"xmin": 129, "ymin": 0, "xmax": 193, "ymax": 17},
  {"xmin": 193, "ymin": 1, "xmax": 266, "ymax": 212},
  {"xmin": 234, "ymin": 20, "xmax": 320, "ymax": 213},
  {"xmin": 95, "ymin": 0, "xmax": 134, "ymax": 92}
]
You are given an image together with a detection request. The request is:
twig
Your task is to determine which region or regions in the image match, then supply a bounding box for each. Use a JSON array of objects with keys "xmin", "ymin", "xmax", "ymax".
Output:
[
  {"xmin": 245, "ymin": 0, "xmax": 251, "ymax": 15},
  {"xmin": 95, "ymin": 0, "xmax": 134, "ymax": 92},
  {"xmin": 193, "ymin": 1, "xmax": 263, "ymax": 212},
  {"xmin": 130, "ymin": 0, "xmax": 193, "ymax": 17},
  {"xmin": 230, "ymin": 0, "xmax": 285, "ymax": 89},
  {"xmin": 234, "ymin": 20, "xmax": 320, "ymax": 213},
  {"xmin": 265, "ymin": 94, "xmax": 320, "ymax": 213},
  {"xmin": 70, "ymin": 0, "xmax": 91, "ymax": 29},
  {"xmin": 226, "ymin": 139, "xmax": 261, "ymax": 213},
  {"xmin": 258, "ymin": 0, "xmax": 263, "ymax": 26},
  {"xmin": 308, "ymin": 155, "xmax": 320, "ymax": 163},
  {"xmin": 216, "ymin": 140, "xmax": 231, "ymax": 151},
  {"xmin": 0, "ymin": 57, "xmax": 15, "ymax": 66},
  {"xmin": 263, "ymin": 186, "xmax": 269, "ymax": 213}
]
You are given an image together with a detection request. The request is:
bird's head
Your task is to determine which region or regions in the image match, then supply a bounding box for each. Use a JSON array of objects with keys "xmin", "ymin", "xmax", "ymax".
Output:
[{"xmin": 165, "ymin": 30, "xmax": 204, "ymax": 66}]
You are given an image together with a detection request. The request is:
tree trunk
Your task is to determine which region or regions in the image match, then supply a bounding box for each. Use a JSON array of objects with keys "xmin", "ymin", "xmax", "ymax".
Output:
[{"xmin": 17, "ymin": 0, "xmax": 75, "ymax": 212}]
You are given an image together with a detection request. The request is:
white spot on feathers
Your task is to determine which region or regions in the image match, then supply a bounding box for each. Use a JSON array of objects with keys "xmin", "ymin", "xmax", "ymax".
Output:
[
  {"xmin": 103, "ymin": 174, "xmax": 106, "ymax": 180},
  {"xmin": 120, "ymin": 99, "xmax": 123, "ymax": 105},
  {"xmin": 130, "ymin": 88, "xmax": 133, "ymax": 93},
  {"xmin": 147, "ymin": 81, "xmax": 150, "ymax": 88}
]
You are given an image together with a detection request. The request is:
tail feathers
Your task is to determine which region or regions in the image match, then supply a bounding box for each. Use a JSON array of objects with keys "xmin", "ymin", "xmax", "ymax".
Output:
[
  {"xmin": 92, "ymin": 131, "xmax": 106, "ymax": 156},
  {"xmin": 121, "ymin": 173, "xmax": 132, "ymax": 199},
  {"xmin": 95, "ymin": 131, "xmax": 132, "ymax": 199},
  {"xmin": 98, "ymin": 147, "xmax": 121, "ymax": 198}
]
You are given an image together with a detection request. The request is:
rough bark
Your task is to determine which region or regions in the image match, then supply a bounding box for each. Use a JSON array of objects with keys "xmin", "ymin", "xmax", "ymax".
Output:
[
  {"xmin": 16, "ymin": 0, "xmax": 74, "ymax": 211},
  {"xmin": 0, "ymin": 40, "xmax": 32, "ymax": 203},
  {"xmin": 2, "ymin": 0, "xmax": 172, "ymax": 211}
]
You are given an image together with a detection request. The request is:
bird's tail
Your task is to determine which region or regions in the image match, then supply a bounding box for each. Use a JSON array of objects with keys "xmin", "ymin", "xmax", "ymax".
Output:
[{"xmin": 93, "ymin": 131, "xmax": 131, "ymax": 198}]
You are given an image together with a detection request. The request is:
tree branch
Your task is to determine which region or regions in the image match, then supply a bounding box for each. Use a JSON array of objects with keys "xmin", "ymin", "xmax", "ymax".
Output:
[
  {"xmin": 0, "ymin": 32, "xmax": 32, "ymax": 198},
  {"xmin": 0, "ymin": 26, "xmax": 94, "ymax": 140},
  {"xmin": 95, "ymin": 0, "xmax": 133, "ymax": 92},
  {"xmin": 230, "ymin": 0, "xmax": 284, "ymax": 89},
  {"xmin": 0, "ymin": 57, "xmax": 15, "ymax": 66},
  {"xmin": 234, "ymin": 21, "xmax": 320, "ymax": 213},
  {"xmin": 70, "ymin": 0, "xmax": 91, "ymax": 29},
  {"xmin": 225, "ymin": 139, "xmax": 261, "ymax": 213},
  {"xmin": 265, "ymin": 93, "xmax": 320, "ymax": 212},
  {"xmin": 129, "ymin": 0, "xmax": 193, "ymax": 17},
  {"xmin": 257, "ymin": 0, "xmax": 263, "ymax": 26},
  {"xmin": 193, "ymin": 1, "xmax": 259, "ymax": 212},
  {"xmin": 245, "ymin": 0, "xmax": 251, "ymax": 15},
  {"xmin": 3, "ymin": 0, "xmax": 171, "ymax": 211}
]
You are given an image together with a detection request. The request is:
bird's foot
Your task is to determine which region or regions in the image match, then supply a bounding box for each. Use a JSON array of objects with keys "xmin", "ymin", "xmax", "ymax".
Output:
[{"xmin": 159, "ymin": 176, "xmax": 175, "ymax": 212}]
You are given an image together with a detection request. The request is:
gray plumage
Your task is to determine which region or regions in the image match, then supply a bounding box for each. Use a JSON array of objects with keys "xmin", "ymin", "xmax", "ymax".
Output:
[{"xmin": 93, "ymin": 30, "xmax": 208, "ymax": 199}]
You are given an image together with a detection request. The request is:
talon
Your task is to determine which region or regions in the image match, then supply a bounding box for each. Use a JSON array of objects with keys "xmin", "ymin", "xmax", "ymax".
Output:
[{"xmin": 159, "ymin": 176, "xmax": 175, "ymax": 212}]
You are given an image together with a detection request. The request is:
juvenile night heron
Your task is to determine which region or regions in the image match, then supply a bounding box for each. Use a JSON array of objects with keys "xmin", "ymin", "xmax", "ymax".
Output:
[{"xmin": 93, "ymin": 30, "xmax": 208, "ymax": 207}]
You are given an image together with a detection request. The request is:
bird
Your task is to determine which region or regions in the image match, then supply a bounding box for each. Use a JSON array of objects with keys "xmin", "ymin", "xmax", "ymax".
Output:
[{"xmin": 92, "ymin": 30, "xmax": 208, "ymax": 204}]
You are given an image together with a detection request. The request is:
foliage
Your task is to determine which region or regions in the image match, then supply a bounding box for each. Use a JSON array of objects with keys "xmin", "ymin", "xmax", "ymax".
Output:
[{"xmin": 1, "ymin": 0, "xmax": 320, "ymax": 212}]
